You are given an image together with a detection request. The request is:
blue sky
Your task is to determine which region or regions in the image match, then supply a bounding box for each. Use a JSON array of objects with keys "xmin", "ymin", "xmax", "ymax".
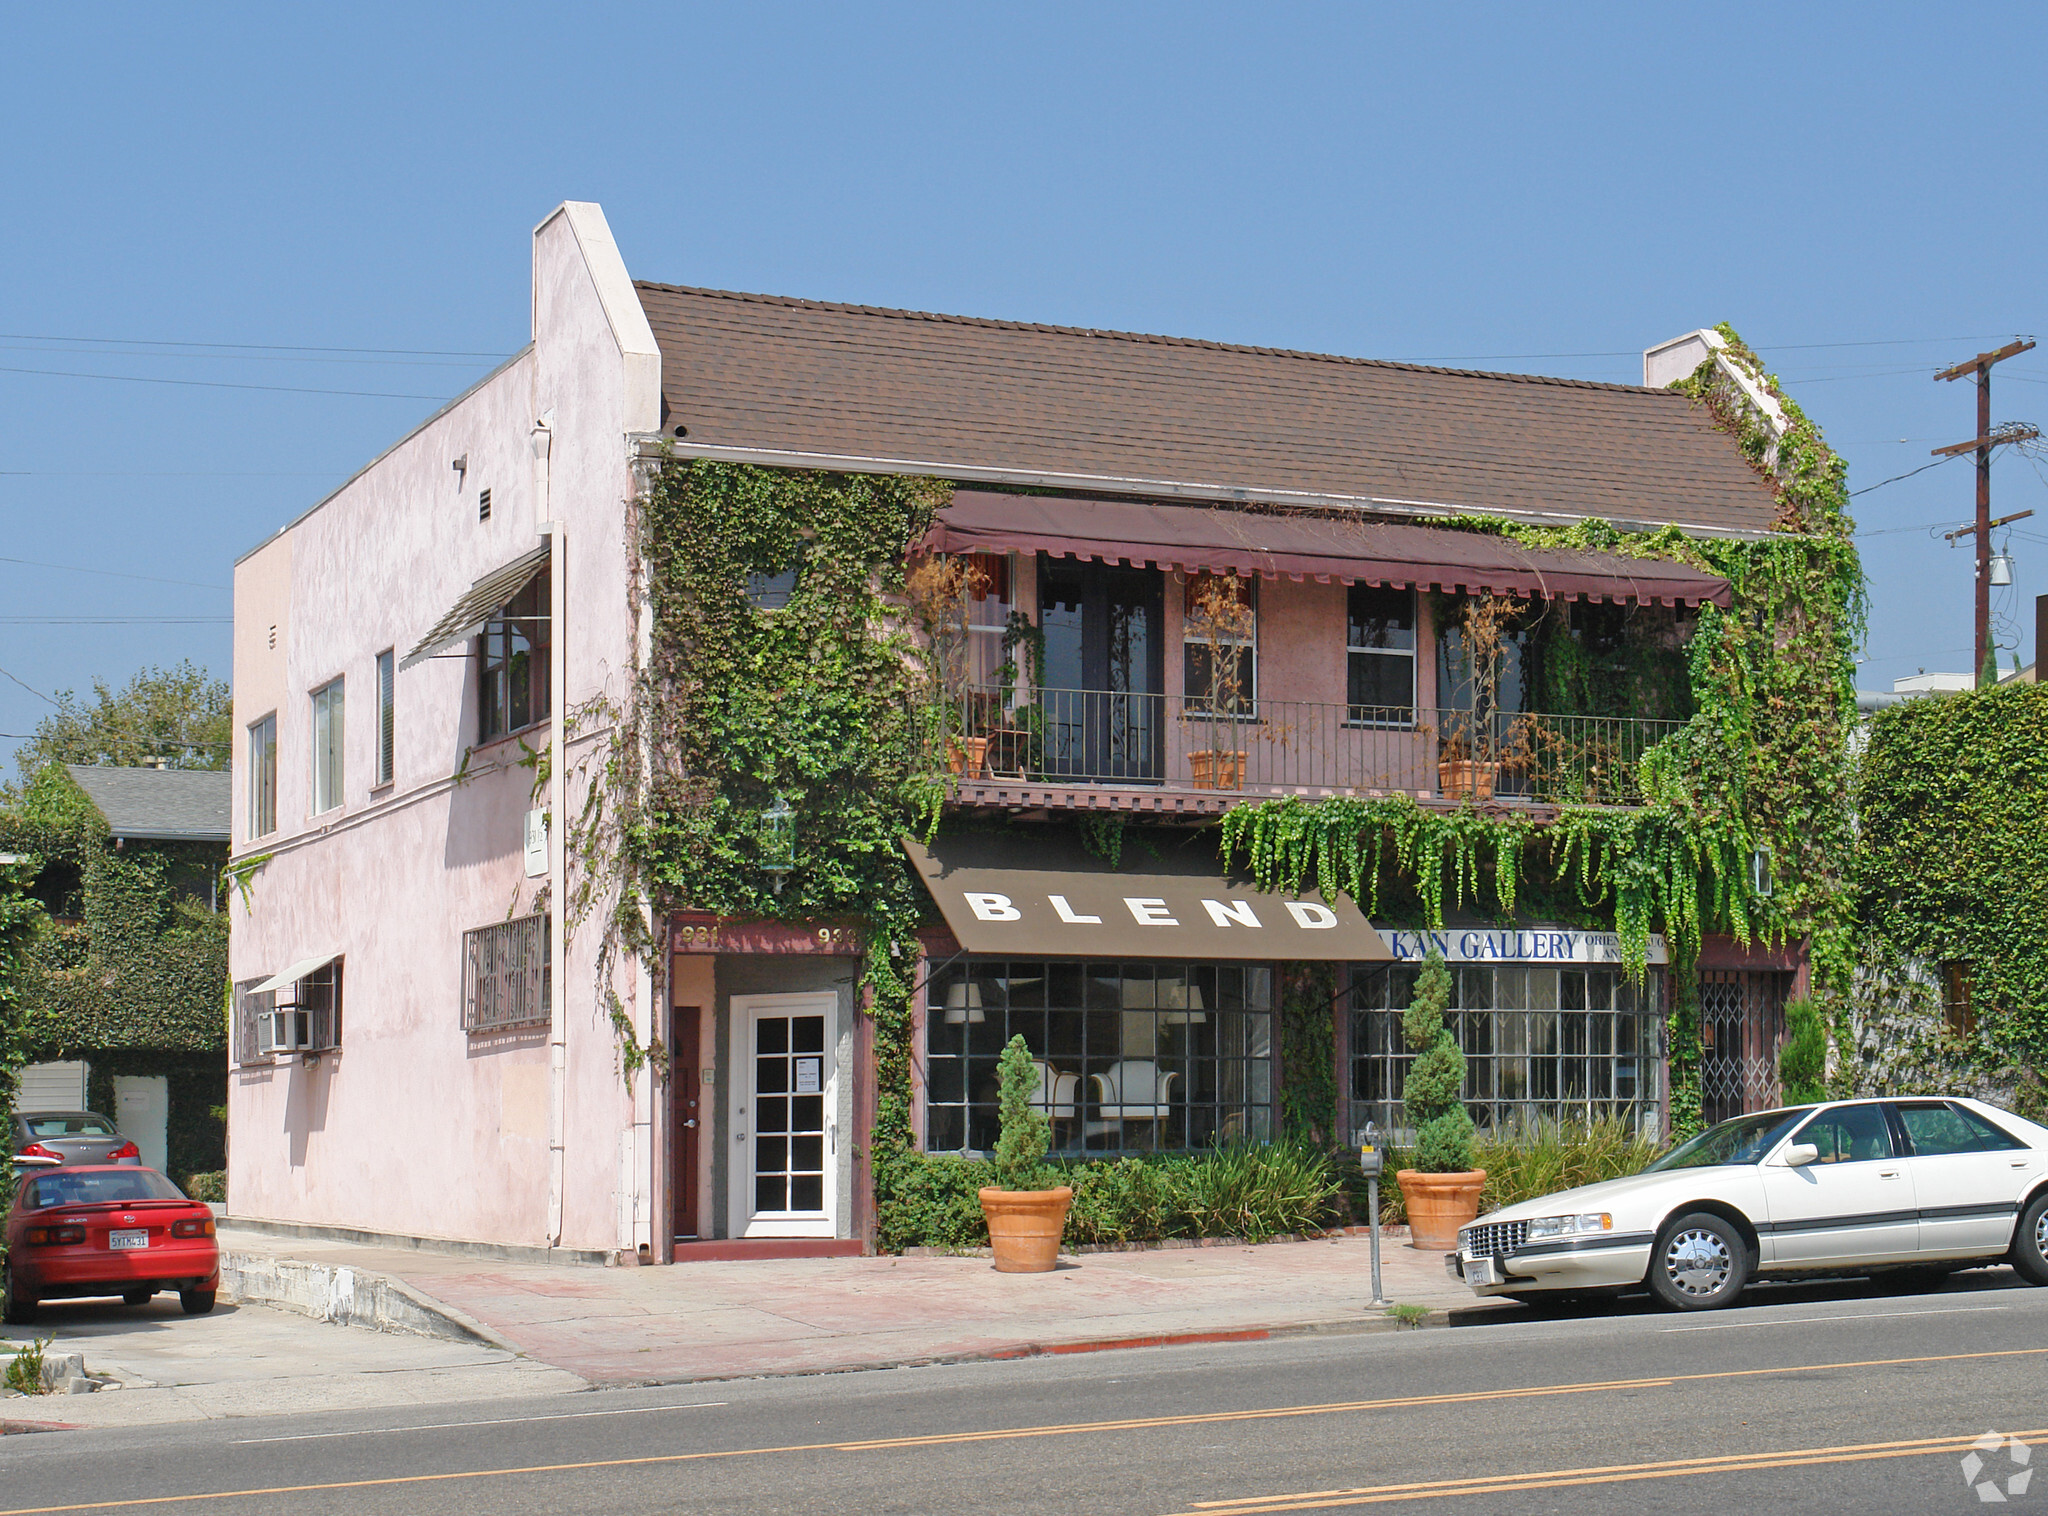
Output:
[{"xmin": 4, "ymin": 3, "xmax": 2043, "ymax": 769}]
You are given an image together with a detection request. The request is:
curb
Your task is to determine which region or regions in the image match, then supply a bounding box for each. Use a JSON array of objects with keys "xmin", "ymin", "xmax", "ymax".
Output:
[
  {"xmin": 583, "ymin": 1307, "xmax": 1461, "ymax": 1389},
  {"xmin": 218, "ymin": 1251, "xmax": 510, "ymax": 1351}
]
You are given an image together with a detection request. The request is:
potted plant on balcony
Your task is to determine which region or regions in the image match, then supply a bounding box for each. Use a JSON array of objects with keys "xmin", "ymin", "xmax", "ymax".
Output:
[
  {"xmin": 978, "ymin": 1034, "xmax": 1073, "ymax": 1272},
  {"xmin": 1184, "ymin": 572, "xmax": 1253, "ymax": 790},
  {"xmin": 1437, "ymin": 595, "xmax": 1518, "ymax": 802},
  {"xmin": 1394, "ymin": 950, "xmax": 1486, "ymax": 1250},
  {"xmin": 905, "ymin": 554, "xmax": 991, "ymax": 777}
]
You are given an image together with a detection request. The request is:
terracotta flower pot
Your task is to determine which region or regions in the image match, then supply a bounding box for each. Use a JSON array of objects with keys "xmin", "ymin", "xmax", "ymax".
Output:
[
  {"xmin": 1437, "ymin": 759, "xmax": 1498, "ymax": 802},
  {"xmin": 1188, "ymin": 750, "xmax": 1246, "ymax": 790},
  {"xmin": 978, "ymin": 1186, "xmax": 1073, "ymax": 1273},
  {"xmin": 1396, "ymin": 1169, "xmax": 1487, "ymax": 1251}
]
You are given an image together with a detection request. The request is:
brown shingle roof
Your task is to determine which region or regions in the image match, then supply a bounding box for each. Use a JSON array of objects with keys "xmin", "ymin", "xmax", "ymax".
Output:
[{"xmin": 634, "ymin": 283, "xmax": 1781, "ymax": 537}]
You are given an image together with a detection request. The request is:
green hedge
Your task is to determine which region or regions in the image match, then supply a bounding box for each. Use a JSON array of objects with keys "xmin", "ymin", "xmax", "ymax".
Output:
[{"xmin": 875, "ymin": 1143, "xmax": 1344, "ymax": 1253}]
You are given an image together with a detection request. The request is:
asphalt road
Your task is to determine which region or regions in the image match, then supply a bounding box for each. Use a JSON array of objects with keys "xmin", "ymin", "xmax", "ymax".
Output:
[{"xmin": 4, "ymin": 1267, "xmax": 2044, "ymax": 1515}]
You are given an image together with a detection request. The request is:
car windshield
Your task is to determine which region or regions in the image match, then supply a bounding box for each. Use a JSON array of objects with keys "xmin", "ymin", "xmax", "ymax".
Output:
[
  {"xmin": 1645, "ymin": 1109, "xmax": 1812, "ymax": 1171},
  {"xmin": 26, "ymin": 1170, "xmax": 186, "ymax": 1208},
  {"xmin": 23, "ymin": 1114, "xmax": 116, "ymax": 1138}
]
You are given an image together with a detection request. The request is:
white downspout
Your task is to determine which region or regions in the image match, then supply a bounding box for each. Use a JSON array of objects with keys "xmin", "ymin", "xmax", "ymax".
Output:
[{"xmin": 535, "ymin": 419, "xmax": 566, "ymax": 1250}]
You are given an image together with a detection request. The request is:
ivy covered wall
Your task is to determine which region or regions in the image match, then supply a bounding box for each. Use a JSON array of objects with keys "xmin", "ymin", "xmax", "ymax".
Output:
[
  {"xmin": 0, "ymin": 765, "xmax": 228, "ymax": 1180},
  {"xmin": 1850, "ymin": 680, "xmax": 2048, "ymax": 1111}
]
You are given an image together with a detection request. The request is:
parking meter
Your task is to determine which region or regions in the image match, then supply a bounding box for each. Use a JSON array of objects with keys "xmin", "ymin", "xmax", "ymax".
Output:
[{"xmin": 1357, "ymin": 1124, "xmax": 1387, "ymax": 1306}]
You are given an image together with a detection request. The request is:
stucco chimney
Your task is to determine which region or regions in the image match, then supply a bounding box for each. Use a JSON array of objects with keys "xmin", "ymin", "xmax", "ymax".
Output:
[{"xmin": 1643, "ymin": 329, "xmax": 1726, "ymax": 389}]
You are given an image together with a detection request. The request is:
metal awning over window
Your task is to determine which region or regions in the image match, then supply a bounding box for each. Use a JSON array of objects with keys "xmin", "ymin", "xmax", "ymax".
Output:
[
  {"xmin": 904, "ymin": 834, "xmax": 1391, "ymax": 961},
  {"xmin": 250, "ymin": 952, "xmax": 340, "ymax": 997},
  {"xmin": 400, "ymin": 544, "xmax": 551, "ymax": 670},
  {"xmin": 922, "ymin": 491, "xmax": 1732, "ymax": 608}
]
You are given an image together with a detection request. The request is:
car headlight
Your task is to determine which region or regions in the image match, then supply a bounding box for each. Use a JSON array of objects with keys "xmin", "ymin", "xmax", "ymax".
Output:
[{"xmin": 1524, "ymin": 1212, "xmax": 1614, "ymax": 1240}]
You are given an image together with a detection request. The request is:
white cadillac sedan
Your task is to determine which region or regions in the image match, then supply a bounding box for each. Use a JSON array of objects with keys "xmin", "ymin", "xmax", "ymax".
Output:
[{"xmin": 1447, "ymin": 1097, "xmax": 2048, "ymax": 1311}]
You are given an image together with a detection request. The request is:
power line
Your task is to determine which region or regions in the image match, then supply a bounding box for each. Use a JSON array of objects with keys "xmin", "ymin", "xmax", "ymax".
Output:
[
  {"xmin": 0, "ymin": 616, "xmax": 231, "ymax": 625},
  {"xmin": 1850, "ymin": 455, "xmax": 1962, "ymax": 497},
  {"xmin": 0, "ymin": 555, "xmax": 227, "ymax": 590},
  {"xmin": 0, "ymin": 665, "xmax": 60, "ymax": 706},
  {"xmin": 0, "ymin": 331, "xmax": 510, "ymax": 359},
  {"xmin": 1418, "ymin": 333, "xmax": 2023, "ymax": 362},
  {"xmin": 0, "ymin": 365, "xmax": 451, "ymax": 401}
]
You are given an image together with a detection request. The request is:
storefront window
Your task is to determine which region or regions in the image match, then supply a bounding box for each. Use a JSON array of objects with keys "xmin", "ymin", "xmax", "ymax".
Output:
[
  {"xmin": 924, "ymin": 960, "xmax": 1274, "ymax": 1155},
  {"xmin": 1348, "ymin": 963, "xmax": 1663, "ymax": 1140}
]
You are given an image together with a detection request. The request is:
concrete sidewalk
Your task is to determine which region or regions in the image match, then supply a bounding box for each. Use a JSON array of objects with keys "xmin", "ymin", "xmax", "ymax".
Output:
[{"xmin": 215, "ymin": 1225, "xmax": 1486, "ymax": 1387}]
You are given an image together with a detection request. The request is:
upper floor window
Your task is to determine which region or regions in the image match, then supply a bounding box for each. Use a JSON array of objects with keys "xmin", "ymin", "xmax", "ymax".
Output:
[
  {"xmin": 1182, "ymin": 573, "xmax": 1257, "ymax": 717},
  {"xmin": 310, "ymin": 679, "xmax": 344, "ymax": 815},
  {"xmin": 480, "ymin": 568, "xmax": 550, "ymax": 741},
  {"xmin": 1347, "ymin": 584, "xmax": 1415, "ymax": 725},
  {"xmin": 247, "ymin": 713, "xmax": 277, "ymax": 838},
  {"xmin": 375, "ymin": 649, "xmax": 395, "ymax": 787}
]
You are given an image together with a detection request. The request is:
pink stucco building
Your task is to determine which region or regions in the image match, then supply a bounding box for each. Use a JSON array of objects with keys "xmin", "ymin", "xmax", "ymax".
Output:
[{"xmin": 229, "ymin": 203, "xmax": 1799, "ymax": 1262}]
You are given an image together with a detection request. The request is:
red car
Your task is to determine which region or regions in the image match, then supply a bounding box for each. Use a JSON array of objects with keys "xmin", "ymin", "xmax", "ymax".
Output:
[{"xmin": 3, "ymin": 1165, "xmax": 219, "ymax": 1324}]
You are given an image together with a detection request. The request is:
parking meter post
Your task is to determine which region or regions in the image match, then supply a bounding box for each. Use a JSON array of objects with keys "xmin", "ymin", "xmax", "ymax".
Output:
[{"xmin": 1367, "ymin": 1176, "xmax": 1386, "ymax": 1306}]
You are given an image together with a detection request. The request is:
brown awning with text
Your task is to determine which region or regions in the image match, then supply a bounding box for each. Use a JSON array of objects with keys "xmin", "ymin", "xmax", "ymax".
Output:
[{"xmin": 904, "ymin": 833, "xmax": 1392, "ymax": 961}]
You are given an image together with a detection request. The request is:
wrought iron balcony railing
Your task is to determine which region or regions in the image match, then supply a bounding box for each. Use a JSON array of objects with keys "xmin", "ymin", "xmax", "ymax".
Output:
[{"xmin": 931, "ymin": 685, "xmax": 1682, "ymax": 808}]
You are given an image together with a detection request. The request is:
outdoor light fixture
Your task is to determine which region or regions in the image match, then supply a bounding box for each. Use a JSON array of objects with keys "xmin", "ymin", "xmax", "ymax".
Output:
[
  {"xmin": 760, "ymin": 795, "xmax": 796, "ymax": 894},
  {"xmin": 1750, "ymin": 845, "xmax": 1774, "ymax": 901},
  {"xmin": 944, "ymin": 981, "xmax": 985, "ymax": 1024}
]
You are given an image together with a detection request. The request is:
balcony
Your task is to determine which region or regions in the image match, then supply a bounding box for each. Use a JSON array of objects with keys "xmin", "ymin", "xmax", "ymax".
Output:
[{"xmin": 932, "ymin": 686, "xmax": 1680, "ymax": 815}]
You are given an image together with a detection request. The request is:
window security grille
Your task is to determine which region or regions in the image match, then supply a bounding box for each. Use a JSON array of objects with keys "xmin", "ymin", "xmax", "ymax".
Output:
[
  {"xmin": 463, "ymin": 914, "xmax": 551, "ymax": 1032},
  {"xmin": 479, "ymin": 488, "xmax": 492, "ymax": 522}
]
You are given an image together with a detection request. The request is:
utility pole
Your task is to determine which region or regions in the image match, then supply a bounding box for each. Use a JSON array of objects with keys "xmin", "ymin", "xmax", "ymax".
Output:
[{"xmin": 1933, "ymin": 338, "xmax": 2036, "ymax": 686}]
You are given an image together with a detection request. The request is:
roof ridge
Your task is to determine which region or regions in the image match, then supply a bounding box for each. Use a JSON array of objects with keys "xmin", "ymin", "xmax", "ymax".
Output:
[{"xmin": 631, "ymin": 280, "xmax": 1667, "ymax": 396}]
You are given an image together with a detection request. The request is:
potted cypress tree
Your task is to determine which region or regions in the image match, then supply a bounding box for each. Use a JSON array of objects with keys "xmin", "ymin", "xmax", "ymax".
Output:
[
  {"xmin": 977, "ymin": 1034, "xmax": 1074, "ymax": 1272},
  {"xmin": 1394, "ymin": 950, "xmax": 1487, "ymax": 1250}
]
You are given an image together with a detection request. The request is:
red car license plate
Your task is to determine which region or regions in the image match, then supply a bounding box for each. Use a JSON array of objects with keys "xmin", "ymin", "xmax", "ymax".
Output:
[{"xmin": 108, "ymin": 1229, "xmax": 148, "ymax": 1250}]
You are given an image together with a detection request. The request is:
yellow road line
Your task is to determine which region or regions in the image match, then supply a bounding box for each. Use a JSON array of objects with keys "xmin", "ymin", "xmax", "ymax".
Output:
[
  {"xmin": 1168, "ymin": 1425, "xmax": 2048, "ymax": 1513},
  {"xmin": 3, "ymin": 1347, "xmax": 2045, "ymax": 1514}
]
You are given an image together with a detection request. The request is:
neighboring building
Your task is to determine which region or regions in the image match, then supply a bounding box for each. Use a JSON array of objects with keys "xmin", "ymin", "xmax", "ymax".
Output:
[
  {"xmin": 8, "ymin": 764, "xmax": 230, "ymax": 1181},
  {"xmin": 228, "ymin": 202, "xmax": 1806, "ymax": 1260},
  {"xmin": 1893, "ymin": 673, "xmax": 1975, "ymax": 695}
]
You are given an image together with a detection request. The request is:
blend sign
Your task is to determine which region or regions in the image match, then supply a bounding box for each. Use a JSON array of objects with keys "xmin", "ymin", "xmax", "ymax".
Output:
[{"xmin": 903, "ymin": 836, "xmax": 1392, "ymax": 962}]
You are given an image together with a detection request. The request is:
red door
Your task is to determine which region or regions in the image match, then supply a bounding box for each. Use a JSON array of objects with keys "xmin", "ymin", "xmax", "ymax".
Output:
[{"xmin": 672, "ymin": 1005, "xmax": 702, "ymax": 1241}]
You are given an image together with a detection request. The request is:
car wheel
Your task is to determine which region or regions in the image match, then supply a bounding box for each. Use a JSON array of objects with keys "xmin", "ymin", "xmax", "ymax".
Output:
[
  {"xmin": 1649, "ymin": 1212, "xmax": 1751, "ymax": 1311},
  {"xmin": 123, "ymin": 1289, "xmax": 155, "ymax": 1307},
  {"xmin": 1, "ymin": 1264, "xmax": 35, "ymax": 1326},
  {"xmin": 179, "ymin": 1289, "xmax": 216, "ymax": 1316},
  {"xmin": 2012, "ymin": 1192, "xmax": 2048, "ymax": 1287}
]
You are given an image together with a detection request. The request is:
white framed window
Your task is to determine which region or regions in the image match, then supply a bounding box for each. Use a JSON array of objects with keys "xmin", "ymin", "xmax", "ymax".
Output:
[
  {"xmin": 247, "ymin": 713, "xmax": 277, "ymax": 839},
  {"xmin": 375, "ymin": 649, "xmax": 395, "ymax": 788},
  {"xmin": 479, "ymin": 570, "xmax": 550, "ymax": 740},
  {"xmin": 1182, "ymin": 572, "xmax": 1257, "ymax": 717},
  {"xmin": 310, "ymin": 678, "xmax": 345, "ymax": 814},
  {"xmin": 1347, "ymin": 584, "xmax": 1416, "ymax": 726}
]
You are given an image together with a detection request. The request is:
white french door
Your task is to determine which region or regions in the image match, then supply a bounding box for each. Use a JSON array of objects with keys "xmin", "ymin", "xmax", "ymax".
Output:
[{"xmin": 728, "ymin": 993, "xmax": 839, "ymax": 1239}]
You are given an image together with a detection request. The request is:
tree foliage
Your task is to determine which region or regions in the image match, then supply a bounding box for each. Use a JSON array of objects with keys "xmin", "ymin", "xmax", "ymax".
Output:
[
  {"xmin": 1401, "ymin": 952, "xmax": 1475, "ymax": 1172},
  {"xmin": 8, "ymin": 661, "xmax": 230, "ymax": 791}
]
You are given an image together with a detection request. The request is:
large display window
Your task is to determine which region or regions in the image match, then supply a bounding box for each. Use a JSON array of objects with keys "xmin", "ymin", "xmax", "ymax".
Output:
[
  {"xmin": 924, "ymin": 960, "xmax": 1274, "ymax": 1155},
  {"xmin": 1348, "ymin": 963, "xmax": 1663, "ymax": 1140}
]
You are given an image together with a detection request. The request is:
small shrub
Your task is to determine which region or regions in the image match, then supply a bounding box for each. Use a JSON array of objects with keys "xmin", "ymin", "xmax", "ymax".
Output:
[
  {"xmin": 1173, "ymin": 1142, "xmax": 1342, "ymax": 1242},
  {"xmin": 1474, "ymin": 1118, "xmax": 1663, "ymax": 1214},
  {"xmin": 1779, "ymin": 996, "xmax": 1827, "ymax": 1105},
  {"xmin": 184, "ymin": 1171, "xmax": 226, "ymax": 1205},
  {"xmin": 1402, "ymin": 952, "xmax": 1475, "ymax": 1172},
  {"xmin": 5, "ymin": 1337, "xmax": 50, "ymax": 1396},
  {"xmin": 874, "ymin": 1151, "xmax": 992, "ymax": 1252},
  {"xmin": 991, "ymin": 1035, "xmax": 1055, "ymax": 1190},
  {"xmin": 1062, "ymin": 1157, "xmax": 1176, "ymax": 1245}
]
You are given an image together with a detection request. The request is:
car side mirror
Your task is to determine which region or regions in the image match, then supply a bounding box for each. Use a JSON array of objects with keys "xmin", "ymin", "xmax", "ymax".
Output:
[{"xmin": 1781, "ymin": 1142, "xmax": 1819, "ymax": 1168}]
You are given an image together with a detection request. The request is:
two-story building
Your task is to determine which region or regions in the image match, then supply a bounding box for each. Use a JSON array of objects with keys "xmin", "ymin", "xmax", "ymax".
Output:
[{"xmin": 228, "ymin": 201, "xmax": 1802, "ymax": 1261}]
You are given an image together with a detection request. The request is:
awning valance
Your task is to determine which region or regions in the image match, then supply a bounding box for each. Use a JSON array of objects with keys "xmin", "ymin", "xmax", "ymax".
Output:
[
  {"xmin": 400, "ymin": 544, "xmax": 550, "ymax": 670},
  {"xmin": 922, "ymin": 491, "xmax": 1731, "ymax": 607},
  {"xmin": 904, "ymin": 834, "xmax": 1391, "ymax": 962},
  {"xmin": 251, "ymin": 952, "xmax": 340, "ymax": 997}
]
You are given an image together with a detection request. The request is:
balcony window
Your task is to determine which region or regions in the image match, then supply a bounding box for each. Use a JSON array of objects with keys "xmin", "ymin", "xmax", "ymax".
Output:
[
  {"xmin": 924, "ymin": 959, "xmax": 1273, "ymax": 1155},
  {"xmin": 375, "ymin": 649, "xmax": 395, "ymax": 787},
  {"xmin": 1347, "ymin": 585, "xmax": 1415, "ymax": 725},
  {"xmin": 963, "ymin": 553, "xmax": 1012, "ymax": 689},
  {"xmin": 1182, "ymin": 573, "xmax": 1257, "ymax": 718},
  {"xmin": 480, "ymin": 569, "xmax": 550, "ymax": 741},
  {"xmin": 309, "ymin": 679, "xmax": 344, "ymax": 815}
]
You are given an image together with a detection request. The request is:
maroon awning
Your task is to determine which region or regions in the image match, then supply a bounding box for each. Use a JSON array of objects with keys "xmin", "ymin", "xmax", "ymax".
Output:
[{"xmin": 922, "ymin": 490, "xmax": 1732, "ymax": 607}]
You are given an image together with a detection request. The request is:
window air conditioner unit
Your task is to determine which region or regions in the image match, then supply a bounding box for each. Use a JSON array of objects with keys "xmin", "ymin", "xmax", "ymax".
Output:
[{"xmin": 257, "ymin": 1008, "xmax": 313, "ymax": 1055}]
